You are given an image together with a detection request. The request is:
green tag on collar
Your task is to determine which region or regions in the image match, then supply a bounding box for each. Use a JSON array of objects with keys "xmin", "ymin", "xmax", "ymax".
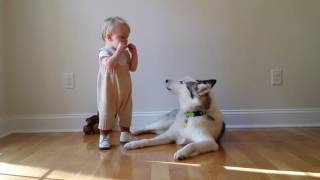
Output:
[
  {"xmin": 185, "ymin": 111, "xmax": 205, "ymax": 118},
  {"xmin": 185, "ymin": 112, "xmax": 194, "ymax": 118}
]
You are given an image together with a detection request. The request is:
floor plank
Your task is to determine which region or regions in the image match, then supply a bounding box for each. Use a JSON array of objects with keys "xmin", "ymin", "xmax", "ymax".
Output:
[{"xmin": 0, "ymin": 128, "xmax": 319, "ymax": 179}]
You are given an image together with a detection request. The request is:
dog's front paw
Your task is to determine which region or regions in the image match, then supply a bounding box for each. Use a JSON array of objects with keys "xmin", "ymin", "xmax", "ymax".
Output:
[
  {"xmin": 123, "ymin": 141, "xmax": 138, "ymax": 150},
  {"xmin": 130, "ymin": 129, "xmax": 141, "ymax": 136},
  {"xmin": 174, "ymin": 149, "xmax": 187, "ymax": 160},
  {"xmin": 123, "ymin": 140, "xmax": 147, "ymax": 150}
]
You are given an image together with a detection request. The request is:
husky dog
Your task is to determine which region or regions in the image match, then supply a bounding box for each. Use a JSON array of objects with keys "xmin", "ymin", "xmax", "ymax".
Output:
[{"xmin": 124, "ymin": 77, "xmax": 225, "ymax": 160}]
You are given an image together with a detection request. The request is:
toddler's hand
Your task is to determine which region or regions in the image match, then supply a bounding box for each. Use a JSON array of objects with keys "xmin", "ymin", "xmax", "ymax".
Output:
[
  {"xmin": 128, "ymin": 43, "xmax": 137, "ymax": 55},
  {"xmin": 116, "ymin": 41, "xmax": 127, "ymax": 52}
]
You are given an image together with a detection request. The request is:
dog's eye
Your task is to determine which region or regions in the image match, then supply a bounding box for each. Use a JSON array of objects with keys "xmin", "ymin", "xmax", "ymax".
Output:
[{"xmin": 179, "ymin": 81, "xmax": 184, "ymax": 84}]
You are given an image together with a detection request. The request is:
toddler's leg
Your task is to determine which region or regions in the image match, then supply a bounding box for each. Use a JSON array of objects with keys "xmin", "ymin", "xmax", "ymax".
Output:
[
  {"xmin": 99, "ymin": 129, "xmax": 112, "ymax": 150},
  {"xmin": 118, "ymin": 99, "xmax": 137, "ymax": 143},
  {"xmin": 116, "ymin": 66, "xmax": 135, "ymax": 142},
  {"xmin": 118, "ymin": 98, "xmax": 132, "ymax": 131},
  {"xmin": 98, "ymin": 109, "xmax": 116, "ymax": 150},
  {"xmin": 100, "ymin": 129, "xmax": 112, "ymax": 135},
  {"xmin": 120, "ymin": 126, "xmax": 130, "ymax": 132},
  {"xmin": 98, "ymin": 105, "xmax": 117, "ymax": 130}
]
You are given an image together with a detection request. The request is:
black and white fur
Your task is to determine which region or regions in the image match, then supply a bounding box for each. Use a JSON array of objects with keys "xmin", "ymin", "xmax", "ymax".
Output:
[{"xmin": 124, "ymin": 77, "xmax": 225, "ymax": 160}]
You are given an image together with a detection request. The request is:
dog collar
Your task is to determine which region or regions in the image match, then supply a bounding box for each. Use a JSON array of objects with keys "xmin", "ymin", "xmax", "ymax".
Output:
[{"xmin": 185, "ymin": 111, "xmax": 205, "ymax": 118}]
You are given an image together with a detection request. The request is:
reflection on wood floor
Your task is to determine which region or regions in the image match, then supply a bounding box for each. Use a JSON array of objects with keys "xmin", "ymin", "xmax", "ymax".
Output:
[{"xmin": 0, "ymin": 128, "xmax": 320, "ymax": 179}]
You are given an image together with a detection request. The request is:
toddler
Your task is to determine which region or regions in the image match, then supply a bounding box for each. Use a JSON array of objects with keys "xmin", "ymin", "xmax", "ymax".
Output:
[{"xmin": 97, "ymin": 16, "xmax": 138, "ymax": 150}]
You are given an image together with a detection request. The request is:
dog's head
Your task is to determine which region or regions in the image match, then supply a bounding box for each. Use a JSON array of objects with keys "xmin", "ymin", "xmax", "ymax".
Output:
[{"xmin": 165, "ymin": 77, "xmax": 216, "ymax": 112}]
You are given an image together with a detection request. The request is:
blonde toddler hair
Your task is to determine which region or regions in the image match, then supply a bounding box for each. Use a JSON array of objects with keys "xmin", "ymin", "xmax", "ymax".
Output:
[{"xmin": 101, "ymin": 16, "xmax": 130, "ymax": 41}]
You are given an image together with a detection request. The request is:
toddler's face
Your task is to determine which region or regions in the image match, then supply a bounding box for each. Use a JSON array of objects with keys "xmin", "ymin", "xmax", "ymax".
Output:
[{"xmin": 108, "ymin": 24, "xmax": 130, "ymax": 49}]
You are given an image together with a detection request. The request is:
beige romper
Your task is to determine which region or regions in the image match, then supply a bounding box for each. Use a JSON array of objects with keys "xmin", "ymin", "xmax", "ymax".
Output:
[{"xmin": 97, "ymin": 45, "xmax": 132, "ymax": 130}]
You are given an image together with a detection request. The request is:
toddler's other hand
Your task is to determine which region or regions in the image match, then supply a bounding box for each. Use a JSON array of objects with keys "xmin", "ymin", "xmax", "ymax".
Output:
[{"xmin": 128, "ymin": 43, "xmax": 137, "ymax": 55}]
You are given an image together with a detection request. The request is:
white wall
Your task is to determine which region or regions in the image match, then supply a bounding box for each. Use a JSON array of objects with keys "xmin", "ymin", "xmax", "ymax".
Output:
[
  {"xmin": 0, "ymin": 0, "xmax": 8, "ymax": 136},
  {"xmin": 4, "ymin": 0, "xmax": 320, "ymax": 116},
  {"xmin": 0, "ymin": 0, "xmax": 4, "ymax": 115}
]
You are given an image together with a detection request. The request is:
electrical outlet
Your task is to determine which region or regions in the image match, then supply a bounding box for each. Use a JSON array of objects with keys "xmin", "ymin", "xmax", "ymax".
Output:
[
  {"xmin": 271, "ymin": 68, "xmax": 282, "ymax": 86},
  {"xmin": 64, "ymin": 72, "xmax": 75, "ymax": 89}
]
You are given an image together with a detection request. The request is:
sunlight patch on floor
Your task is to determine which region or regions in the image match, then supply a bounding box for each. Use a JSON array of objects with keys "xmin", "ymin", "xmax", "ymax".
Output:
[
  {"xmin": 0, "ymin": 162, "xmax": 49, "ymax": 178},
  {"xmin": 0, "ymin": 174, "xmax": 64, "ymax": 180},
  {"xmin": 0, "ymin": 163, "xmax": 119, "ymax": 180},
  {"xmin": 148, "ymin": 160, "xmax": 201, "ymax": 167},
  {"xmin": 224, "ymin": 166, "xmax": 320, "ymax": 177},
  {"xmin": 43, "ymin": 169, "xmax": 116, "ymax": 180}
]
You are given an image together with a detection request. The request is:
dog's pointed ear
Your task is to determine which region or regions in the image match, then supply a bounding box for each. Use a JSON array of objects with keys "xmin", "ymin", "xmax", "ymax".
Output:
[
  {"xmin": 196, "ymin": 84, "xmax": 212, "ymax": 96},
  {"xmin": 197, "ymin": 79, "xmax": 216, "ymax": 88},
  {"xmin": 196, "ymin": 79, "xmax": 216, "ymax": 96}
]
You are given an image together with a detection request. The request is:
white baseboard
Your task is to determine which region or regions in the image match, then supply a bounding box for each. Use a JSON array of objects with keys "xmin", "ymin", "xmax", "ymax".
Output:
[
  {"xmin": 8, "ymin": 113, "xmax": 91, "ymax": 133},
  {"xmin": 0, "ymin": 117, "xmax": 10, "ymax": 138},
  {"xmin": 223, "ymin": 108, "xmax": 320, "ymax": 128},
  {"xmin": 2, "ymin": 108, "xmax": 320, "ymax": 137}
]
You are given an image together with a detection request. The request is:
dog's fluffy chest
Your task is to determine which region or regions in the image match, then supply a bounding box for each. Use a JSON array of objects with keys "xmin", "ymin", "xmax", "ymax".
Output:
[
  {"xmin": 180, "ymin": 116, "xmax": 205, "ymax": 129},
  {"xmin": 173, "ymin": 115, "xmax": 214, "ymax": 144}
]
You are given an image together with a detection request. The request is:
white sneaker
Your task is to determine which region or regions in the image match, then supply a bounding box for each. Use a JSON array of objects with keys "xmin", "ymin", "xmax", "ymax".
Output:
[
  {"xmin": 120, "ymin": 132, "xmax": 138, "ymax": 143},
  {"xmin": 99, "ymin": 134, "xmax": 111, "ymax": 150}
]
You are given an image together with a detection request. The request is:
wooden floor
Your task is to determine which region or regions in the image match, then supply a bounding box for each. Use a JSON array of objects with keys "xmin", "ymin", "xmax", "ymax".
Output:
[{"xmin": 0, "ymin": 128, "xmax": 320, "ymax": 180}]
